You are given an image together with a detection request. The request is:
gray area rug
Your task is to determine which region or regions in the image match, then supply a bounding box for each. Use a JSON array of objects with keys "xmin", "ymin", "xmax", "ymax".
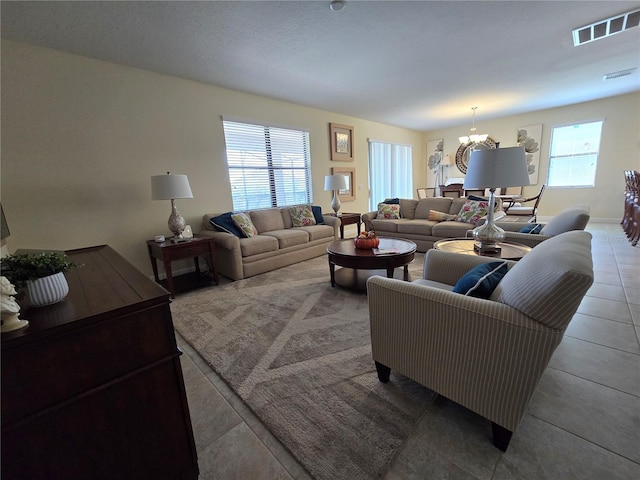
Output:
[{"xmin": 171, "ymin": 253, "xmax": 436, "ymax": 480}]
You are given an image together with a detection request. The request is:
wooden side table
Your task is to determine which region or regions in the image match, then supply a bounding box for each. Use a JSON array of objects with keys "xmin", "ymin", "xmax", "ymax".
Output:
[
  {"xmin": 147, "ymin": 234, "xmax": 219, "ymax": 298},
  {"xmin": 329, "ymin": 212, "xmax": 362, "ymax": 238}
]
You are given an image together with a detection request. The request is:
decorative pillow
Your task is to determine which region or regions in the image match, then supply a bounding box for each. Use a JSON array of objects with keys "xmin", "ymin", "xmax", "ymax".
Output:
[
  {"xmin": 454, "ymin": 199, "xmax": 489, "ymax": 225},
  {"xmin": 468, "ymin": 194, "xmax": 500, "ymax": 210},
  {"xmin": 210, "ymin": 212, "xmax": 244, "ymax": 238},
  {"xmin": 289, "ymin": 205, "xmax": 317, "ymax": 227},
  {"xmin": 376, "ymin": 203, "xmax": 401, "ymax": 219},
  {"xmin": 311, "ymin": 205, "xmax": 324, "ymax": 225},
  {"xmin": 453, "ymin": 261, "xmax": 509, "ymax": 298},
  {"xmin": 519, "ymin": 223, "xmax": 543, "ymax": 234},
  {"xmin": 231, "ymin": 212, "xmax": 258, "ymax": 238},
  {"xmin": 383, "ymin": 197, "xmax": 400, "ymax": 204},
  {"xmin": 428, "ymin": 210, "xmax": 456, "ymax": 222}
]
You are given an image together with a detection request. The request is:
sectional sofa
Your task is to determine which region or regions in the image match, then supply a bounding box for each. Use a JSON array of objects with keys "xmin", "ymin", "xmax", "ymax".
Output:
[{"xmin": 362, "ymin": 197, "xmax": 504, "ymax": 252}]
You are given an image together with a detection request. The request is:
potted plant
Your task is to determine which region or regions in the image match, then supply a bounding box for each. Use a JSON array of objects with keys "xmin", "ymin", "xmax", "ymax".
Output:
[{"xmin": 0, "ymin": 252, "xmax": 81, "ymax": 307}]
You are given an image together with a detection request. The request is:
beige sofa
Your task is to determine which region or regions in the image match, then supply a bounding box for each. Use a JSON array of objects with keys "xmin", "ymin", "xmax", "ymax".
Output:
[
  {"xmin": 367, "ymin": 230, "xmax": 594, "ymax": 451},
  {"xmin": 362, "ymin": 197, "xmax": 504, "ymax": 252},
  {"xmin": 200, "ymin": 207, "xmax": 340, "ymax": 280}
]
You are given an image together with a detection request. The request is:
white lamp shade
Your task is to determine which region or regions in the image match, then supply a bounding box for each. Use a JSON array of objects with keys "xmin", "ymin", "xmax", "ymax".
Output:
[
  {"xmin": 324, "ymin": 174, "xmax": 347, "ymax": 191},
  {"xmin": 464, "ymin": 146, "xmax": 530, "ymax": 189},
  {"xmin": 151, "ymin": 173, "xmax": 193, "ymax": 200}
]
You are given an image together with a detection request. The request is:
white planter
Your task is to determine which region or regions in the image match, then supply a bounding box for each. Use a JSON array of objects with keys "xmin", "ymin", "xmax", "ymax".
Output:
[{"xmin": 27, "ymin": 272, "xmax": 69, "ymax": 307}]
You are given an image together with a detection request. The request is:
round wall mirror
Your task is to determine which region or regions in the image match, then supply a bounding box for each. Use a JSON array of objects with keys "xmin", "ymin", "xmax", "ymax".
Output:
[{"xmin": 455, "ymin": 137, "xmax": 497, "ymax": 173}]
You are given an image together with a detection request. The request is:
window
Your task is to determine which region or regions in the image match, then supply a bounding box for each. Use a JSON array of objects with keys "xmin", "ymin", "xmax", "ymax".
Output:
[
  {"xmin": 548, "ymin": 120, "xmax": 603, "ymax": 188},
  {"xmin": 222, "ymin": 120, "xmax": 312, "ymax": 210},
  {"xmin": 368, "ymin": 140, "xmax": 413, "ymax": 210}
]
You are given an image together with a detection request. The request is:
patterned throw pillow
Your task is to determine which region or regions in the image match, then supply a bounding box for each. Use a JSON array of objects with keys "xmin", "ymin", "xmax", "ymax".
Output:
[
  {"xmin": 453, "ymin": 261, "xmax": 509, "ymax": 298},
  {"xmin": 428, "ymin": 210, "xmax": 456, "ymax": 222},
  {"xmin": 231, "ymin": 212, "xmax": 258, "ymax": 238},
  {"xmin": 454, "ymin": 199, "xmax": 489, "ymax": 225},
  {"xmin": 290, "ymin": 205, "xmax": 317, "ymax": 227},
  {"xmin": 376, "ymin": 203, "xmax": 401, "ymax": 219}
]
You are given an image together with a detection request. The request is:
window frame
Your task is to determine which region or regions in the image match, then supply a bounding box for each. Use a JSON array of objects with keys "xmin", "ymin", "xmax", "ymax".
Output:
[
  {"xmin": 222, "ymin": 119, "xmax": 313, "ymax": 211},
  {"xmin": 547, "ymin": 119, "xmax": 604, "ymax": 189}
]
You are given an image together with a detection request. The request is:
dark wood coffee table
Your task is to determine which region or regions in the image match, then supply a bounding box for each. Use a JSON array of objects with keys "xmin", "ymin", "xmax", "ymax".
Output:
[
  {"xmin": 433, "ymin": 238, "xmax": 532, "ymax": 260},
  {"xmin": 327, "ymin": 238, "xmax": 417, "ymax": 291}
]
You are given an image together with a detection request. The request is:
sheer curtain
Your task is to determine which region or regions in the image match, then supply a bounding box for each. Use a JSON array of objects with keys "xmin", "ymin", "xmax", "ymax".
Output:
[{"xmin": 368, "ymin": 139, "xmax": 413, "ymax": 211}]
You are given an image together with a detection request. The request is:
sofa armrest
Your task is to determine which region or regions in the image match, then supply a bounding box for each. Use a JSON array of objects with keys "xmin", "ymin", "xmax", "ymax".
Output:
[
  {"xmin": 361, "ymin": 211, "xmax": 378, "ymax": 231},
  {"xmin": 421, "ymin": 249, "xmax": 516, "ymax": 284},
  {"xmin": 322, "ymin": 215, "xmax": 341, "ymax": 240},
  {"xmin": 197, "ymin": 230, "xmax": 244, "ymax": 280}
]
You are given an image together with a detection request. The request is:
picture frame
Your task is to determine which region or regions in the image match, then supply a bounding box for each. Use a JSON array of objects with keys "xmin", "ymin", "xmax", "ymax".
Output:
[
  {"xmin": 331, "ymin": 167, "xmax": 355, "ymax": 201},
  {"xmin": 329, "ymin": 123, "xmax": 354, "ymax": 161}
]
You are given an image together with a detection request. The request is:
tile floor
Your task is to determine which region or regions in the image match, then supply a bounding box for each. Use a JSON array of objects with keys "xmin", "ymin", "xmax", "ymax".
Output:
[{"xmin": 176, "ymin": 222, "xmax": 640, "ymax": 479}]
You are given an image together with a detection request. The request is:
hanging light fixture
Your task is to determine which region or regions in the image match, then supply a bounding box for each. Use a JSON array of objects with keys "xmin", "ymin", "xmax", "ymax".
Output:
[{"xmin": 458, "ymin": 107, "xmax": 488, "ymax": 144}]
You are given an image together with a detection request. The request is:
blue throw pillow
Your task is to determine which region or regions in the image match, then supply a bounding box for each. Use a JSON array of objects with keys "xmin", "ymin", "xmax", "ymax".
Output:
[
  {"xmin": 453, "ymin": 261, "xmax": 508, "ymax": 298},
  {"xmin": 210, "ymin": 212, "xmax": 244, "ymax": 237},
  {"xmin": 311, "ymin": 205, "xmax": 324, "ymax": 225},
  {"xmin": 383, "ymin": 198, "xmax": 400, "ymax": 204},
  {"xmin": 519, "ymin": 223, "xmax": 543, "ymax": 234}
]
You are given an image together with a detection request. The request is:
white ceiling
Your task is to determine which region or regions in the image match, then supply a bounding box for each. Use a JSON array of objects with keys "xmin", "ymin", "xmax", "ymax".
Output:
[{"xmin": 2, "ymin": 1, "xmax": 639, "ymax": 130}]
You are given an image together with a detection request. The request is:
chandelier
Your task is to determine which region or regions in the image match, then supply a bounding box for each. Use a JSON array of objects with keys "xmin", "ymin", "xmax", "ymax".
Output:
[{"xmin": 458, "ymin": 107, "xmax": 488, "ymax": 144}]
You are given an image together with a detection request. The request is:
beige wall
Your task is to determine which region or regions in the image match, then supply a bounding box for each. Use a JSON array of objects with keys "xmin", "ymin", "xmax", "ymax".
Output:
[
  {"xmin": 1, "ymin": 41, "xmax": 422, "ymax": 275},
  {"xmin": 422, "ymin": 93, "xmax": 640, "ymax": 220},
  {"xmin": 2, "ymin": 40, "xmax": 638, "ymax": 278}
]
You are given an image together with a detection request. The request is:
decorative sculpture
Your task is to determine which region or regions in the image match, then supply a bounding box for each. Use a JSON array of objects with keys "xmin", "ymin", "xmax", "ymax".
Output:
[{"xmin": 1, "ymin": 276, "xmax": 28, "ymax": 332}]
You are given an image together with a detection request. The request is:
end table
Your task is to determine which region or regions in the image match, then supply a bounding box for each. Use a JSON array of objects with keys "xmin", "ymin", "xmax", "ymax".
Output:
[
  {"xmin": 329, "ymin": 212, "xmax": 362, "ymax": 239},
  {"xmin": 146, "ymin": 234, "xmax": 219, "ymax": 298}
]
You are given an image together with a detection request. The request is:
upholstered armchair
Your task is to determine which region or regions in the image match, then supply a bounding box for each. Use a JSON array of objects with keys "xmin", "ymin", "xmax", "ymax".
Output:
[
  {"xmin": 492, "ymin": 204, "xmax": 591, "ymax": 248},
  {"xmin": 367, "ymin": 231, "xmax": 594, "ymax": 451}
]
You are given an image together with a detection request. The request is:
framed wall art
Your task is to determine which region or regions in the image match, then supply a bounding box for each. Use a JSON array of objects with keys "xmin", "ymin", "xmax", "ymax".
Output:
[
  {"xmin": 330, "ymin": 123, "xmax": 354, "ymax": 161},
  {"xmin": 517, "ymin": 124, "xmax": 542, "ymax": 185},
  {"xmin": 331, "ymin": 167, "xmax": 355, "ymax": 201}
]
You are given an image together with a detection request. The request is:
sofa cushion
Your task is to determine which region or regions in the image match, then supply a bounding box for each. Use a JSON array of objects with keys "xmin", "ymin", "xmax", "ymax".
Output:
[
  {"xmin": 210, "ymin": 212, "xmax": 244, "ymax": 237},
  {"xmin": 540, "ymin": 205, "xmax": 590, "ymax": 237},
  {"xmin": 251, "ymin": 208, "xmax": 285, "ymax": 233},
  {"xmin": 454, "ymin": 199, "xmax": 489, "ymax": 225},
  {"xmin": 377, "ymin": 203, "xmax": 401, "ymax": 219},
  {"xmin": 298, "ymin": 224, "xmax": 335, "ymax": 241},
  {"xmin": 414, "ymin": 198, "xmax": 454, "ymax": 219},
  {"xmin": 289, "ymin": 204, "xmax": 316, "ymax": 227},
  {"xmin": 311, "ymin": 206, "xmax": 324, "ymax": 225},
  {"xmin": 239, "ymin": 235, "xmax": 279, "ymax": 256},
  {"xmin": 369, "ymin": 218, "xmax": 403, "ymax": 233},
  {"xmin": 262, "ymin": 229, "xmax": 309, "ymax": 248},
  {"xmin": 399, "ymin": 199, "xmax": 418, "ymax": 219},
  {"xmin": 453, "ymin": 261, "xmax": 508, "ymax": 298},
  {"xmin": 397, "ymin": 220, "xmax": 435, "ymax": 236},
  {"xmin": 428, "ymin": 210, "xmax": 456, "ymax": 222},
  {"xmin": 491, "ymin": 231, "xmax": 594, "ymax": 329},
  {"xmin": 448, "ymin": 197, "xmax": 468, "ymax": 215},
  {"xmin": 431, "ymin": 221, "xmax": 477, "ymax": 238},
  {"xmin": 519, "ymin": 223, "xmax": 543, "ymax": 234},
  {"xmin": 232, "ymin": 212, "xmax": 258, "ymax": 238}
]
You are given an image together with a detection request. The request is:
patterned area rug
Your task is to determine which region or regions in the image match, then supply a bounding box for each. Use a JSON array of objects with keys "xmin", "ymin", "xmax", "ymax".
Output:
[{"xmin": 171, "ymin": 253, "xmax": 435, "ymax": 480}]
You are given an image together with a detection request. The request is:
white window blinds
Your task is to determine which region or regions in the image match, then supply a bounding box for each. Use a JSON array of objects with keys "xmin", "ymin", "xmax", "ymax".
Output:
[
  {"xmin": 368, "ymin": 140, "xmax": 413, "ymax": 210},
  {"xmin": 548, "ymin": 120, "xmax": 603, "ymax": 188},
  {"xmin": 222, "ymin": 120, "xmax": 312, "ymax": 210}
]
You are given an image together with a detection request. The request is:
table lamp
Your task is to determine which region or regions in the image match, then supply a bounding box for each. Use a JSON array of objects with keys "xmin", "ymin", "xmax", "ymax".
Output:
[
  {"xmin": 324, "ymin": 174, "xmax": 347, "ymax": 215},
  {"xmin": 463, "ymin": 146, "xmax": 529, "ymax": 252},
  {"xmin": 151, "ymin": 172, "xmax": 193, "ymax": 242}
]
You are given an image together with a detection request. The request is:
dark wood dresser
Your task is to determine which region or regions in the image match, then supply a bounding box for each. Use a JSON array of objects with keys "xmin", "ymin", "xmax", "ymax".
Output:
[{"xmin": 1, "ymin": 245, "xmax": 198, "ymax": 480}]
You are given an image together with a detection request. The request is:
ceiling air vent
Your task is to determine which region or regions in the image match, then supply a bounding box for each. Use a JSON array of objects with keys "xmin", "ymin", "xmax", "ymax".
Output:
[
  {"xmin": 573, "ymin": 8, "xmax": 640, "ymax": 46},
  {"xmin": 603, "ymin": 68, "xmax": 636, "ymax": 80}
]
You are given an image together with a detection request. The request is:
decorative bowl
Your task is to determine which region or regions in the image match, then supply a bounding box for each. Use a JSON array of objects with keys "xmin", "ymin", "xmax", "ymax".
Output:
[{"xmin": 354, "ymin": 237, "xmax": 380, "ymax": 249}]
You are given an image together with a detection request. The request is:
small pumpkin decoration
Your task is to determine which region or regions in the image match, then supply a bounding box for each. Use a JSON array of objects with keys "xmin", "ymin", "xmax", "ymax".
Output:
[{"xmin": 354, "ymin": 231, "xmax": 380, "ymax": 249}]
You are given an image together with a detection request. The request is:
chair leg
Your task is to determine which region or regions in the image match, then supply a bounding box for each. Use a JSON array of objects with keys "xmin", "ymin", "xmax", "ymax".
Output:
[
  {"xmin": 375, "ymin": 361, "xmax": 390, "ymax": 383},
  {"xmin": 491, "ymin": 422, "xmax": 513, "ymax": 452}
]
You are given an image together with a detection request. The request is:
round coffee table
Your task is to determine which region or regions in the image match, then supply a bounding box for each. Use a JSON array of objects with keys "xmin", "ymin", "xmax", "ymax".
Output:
[
  {"xmin": 327, "ymin": 238, "xmax": 417, "ymax": 291},
  {"xmin": 433, "ymin": 238, "xmax": 531, "ymax": 260}
]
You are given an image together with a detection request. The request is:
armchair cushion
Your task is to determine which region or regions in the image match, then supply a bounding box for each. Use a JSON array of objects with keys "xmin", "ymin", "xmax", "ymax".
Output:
[{"xmin": 453, "ymin": 261, "xmax": 509, "ymax": 298}]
